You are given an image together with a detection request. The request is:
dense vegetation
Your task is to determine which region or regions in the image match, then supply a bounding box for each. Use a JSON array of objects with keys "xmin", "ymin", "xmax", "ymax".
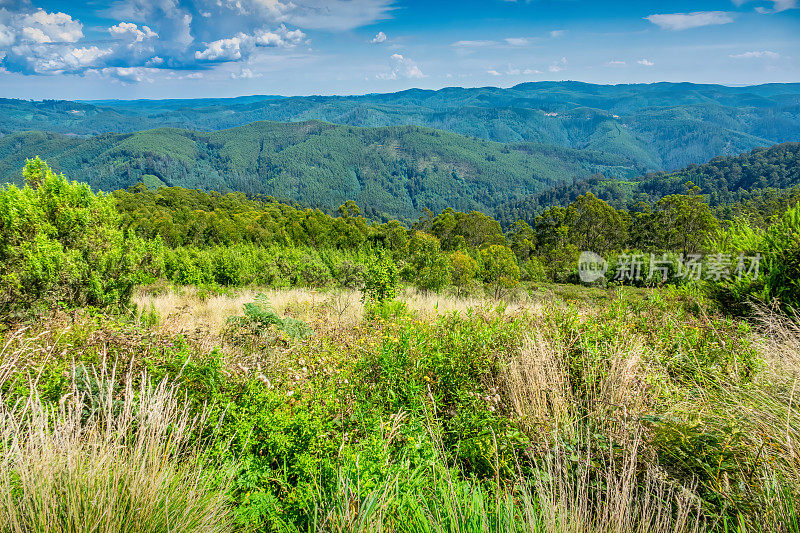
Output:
[
  {"xmin": 498, "ymin": 142, "xmax": 800, "ymax": 225},
  {"xmin": 3, "ymin": 82, "xmax": 799, "ymax": 171},
  {"xmin": 1, "ymin": 150, "xmax": 800, "ymax": 532},
  {"xmin": 0, "ymin": 122, "xmax": 641, "ymax": 221}
]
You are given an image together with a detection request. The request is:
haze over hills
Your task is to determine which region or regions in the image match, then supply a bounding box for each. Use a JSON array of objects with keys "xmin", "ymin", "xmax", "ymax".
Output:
[{"xmin": 2, "ymin": 82, "xmax": 799, "ymax": 172}]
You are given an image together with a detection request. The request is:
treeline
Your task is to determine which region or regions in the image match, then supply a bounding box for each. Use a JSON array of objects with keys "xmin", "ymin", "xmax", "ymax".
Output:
[
  {"xmin": 3, "ymin": 157, "xmax": 799, "ymax": 316},
  {"xmin": 114, "ymin": 176, "xmax": 795, "ymax": 298}
]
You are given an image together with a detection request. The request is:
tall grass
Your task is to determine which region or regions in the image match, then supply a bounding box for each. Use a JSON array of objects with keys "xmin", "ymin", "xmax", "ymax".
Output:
[
  {"xmin": 0, "ymin": 351, "xmax": 233, "ymax": 533},
  {"xmin": 309, "ymin": 433, "xmax": 702, "ymax": 533}
]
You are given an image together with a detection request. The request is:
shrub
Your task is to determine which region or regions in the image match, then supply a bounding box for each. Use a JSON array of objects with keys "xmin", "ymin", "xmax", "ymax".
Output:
[
  {"xmin": 405, "ymin": 231, "xmax": 451, "ymax": 292},
  {"xmin": 362, "ymin": 251, "xmax": 399, "ymax": 304},
  {"xmin": 0, "ymin": 158, "xmax": 137, "ymax": 315},
  {"xmin": 226, "ymin": 294, "xmax": 313, "ymax": 340},
  {"xmin": 480, "ymin": 244, "xmax": 520, "ymax": 298},
  {"xmin": 707, "ymin": 203, "xmax": 800, "ymax": 313}
]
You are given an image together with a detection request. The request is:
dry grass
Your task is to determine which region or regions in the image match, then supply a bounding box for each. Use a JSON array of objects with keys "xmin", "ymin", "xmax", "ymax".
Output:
[
  {"xmin": 526, "ymin": 432, "xmax": 701, "ymax": 533},
  {"xmin": 0, "ymin": 354, "xmax": 233, "ymax": 533},
  {"xmin": 502, "ymin": 326, "xmax": 653, "ymax": 440},
  {"xmin": 134, "ymin": 285, "xmax": 548, "ymax": 340}
]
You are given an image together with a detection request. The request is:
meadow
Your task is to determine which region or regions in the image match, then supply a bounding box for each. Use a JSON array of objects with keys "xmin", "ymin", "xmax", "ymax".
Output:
[{"xmin": 1, "ymin": 281, "xmax": 798, "ymax": 532}]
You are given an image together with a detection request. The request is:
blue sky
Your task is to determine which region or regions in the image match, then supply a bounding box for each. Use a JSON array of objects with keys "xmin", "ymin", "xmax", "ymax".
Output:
[{"xmin": 0, "ymin": 0, "xmax": 797, "ymax": 99}]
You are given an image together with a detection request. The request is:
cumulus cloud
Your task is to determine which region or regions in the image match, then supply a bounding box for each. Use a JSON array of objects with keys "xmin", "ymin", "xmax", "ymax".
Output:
[
  {"xmin": 255, "ymin": 25, "xmax": 306, "ymax": 47},
  {"xmin": 195, "ymin": 34, "xmax": 246, "ymax": 61},
  {"xmin": 487, "ymin": 69, "xmax": 501, "ymax": 76},
  {"xmin": 20, "ymin": 9, "xmax": 83, "ymax": 43},
  {"xmin": 730, "ymin": 50, "xmax": 780, "ymax": 59},
  {"xmin": 99, "ymin": 66, "xmax": 154, "ymax": 83},
  {"xmin": 638, "ymin": 58, "xmax": 655, "ymax": 66},
  {"xmin": 8, "ymin": 43, "xmax": 112, "ymax": 74},
  {"xmin": 109, "ymin": 22, "xmax": 158, "ymax": 43},
  {"xmin": 548, "ymin": 57, "xmax": 567, "ymax": 73},
  {"xmin": 371, "ymin": 31, "xmax": 387, "ymax": 43},
  {"xmin": 646, "ymin": 11, "xmax": 735, "ymax": 30},
  {"xmin": 377, "ymin": 53, "xmax": 424, "ymax": 79},
  {"xmin": 231, "ymin": 67, "xmax": 261, "ymax": 79},
  {"xmin": 0, "ymin": 0, "xmax": 387, "ymax": 81},
  {"xmin": 195, "ymin": 24, "xmax": 305, "ymax": 61},
  {"xmin": 0, "ymin": 25, "xmax": 14, "ymax": 48}
]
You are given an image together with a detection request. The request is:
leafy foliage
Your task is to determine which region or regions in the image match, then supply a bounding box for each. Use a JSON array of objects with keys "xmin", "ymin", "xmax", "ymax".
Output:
[
  {"xmin": 707, "ymin": 203, "xmax": 800, "ymax": 313},
  {"xmin": 0, "ymin": 158, "xmax": 138, "ymax": 315}
]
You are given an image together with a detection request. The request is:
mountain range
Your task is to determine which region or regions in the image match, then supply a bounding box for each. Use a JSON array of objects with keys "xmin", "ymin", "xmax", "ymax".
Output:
[{"xmin": 1, "ymin": 82, "xmax": 799, "ymax": 220}]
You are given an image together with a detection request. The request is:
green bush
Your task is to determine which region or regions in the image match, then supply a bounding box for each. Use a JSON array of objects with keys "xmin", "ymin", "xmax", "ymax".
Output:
[
  {"xmin": 707, "ymin": 203, "xmax": 800, "ymax": 313},
  {"xmin": 0, "ymin": 158, "xmax": 137, "ymax": 315},
  {"xmin": 363, "ymin": 251, "xmax": 399, "ymax": 304}
]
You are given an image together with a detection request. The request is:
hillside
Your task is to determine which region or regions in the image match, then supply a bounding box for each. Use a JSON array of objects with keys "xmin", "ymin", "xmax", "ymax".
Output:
[
  {"xmin": 0, "ymin": 121, "xmax": 642, "ymax": 221},
  {"xmin": 497, "ymin": 142, "xmax": 800, "ymax": 224},
  {"xmin": 2, "ymin": 82, "xmax": 799, "ymax": 172}
]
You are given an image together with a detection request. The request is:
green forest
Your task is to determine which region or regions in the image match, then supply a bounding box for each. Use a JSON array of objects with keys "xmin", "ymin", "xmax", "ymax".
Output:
[
  {"xmin": 2, "ymin": 81, "xmax": 799, "ymax": 171},
  {"xmin": 0, "ymin": 121, "xmax": 644, "ymax": 221}
]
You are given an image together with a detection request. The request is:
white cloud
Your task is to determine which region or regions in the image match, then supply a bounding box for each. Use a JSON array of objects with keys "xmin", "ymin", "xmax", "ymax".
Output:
[
  {"xmin": 371, "ymin": 31, "xmax": 387, "ymax": 43},
  {"xmin": 195, "ymin": 34, "xmax": 246, "ymax": 61},
  {"xmin": 21, "ymin": 27, "xmax": 51, "ymax": 43},
  {"xmin": 550, "ymin": 29, "xmax": 567, "ymax": 38},
  {"xmin": 606, "ymin": 60, "xmax": 627, "ymax": 67},
  {"xmin": 220, "ymin": 0, "xmax": 395, "ymax": 31},
  {"xmin": 646, "ymin": 11, "xmax": 735, "ymax": 30},
  {"xmin": 11, "ymin": 43, "xmax": 112, "ymax": 74},
  {"xmin": 730, "ymin": 50, "xmax": 780, "ymax": 59},
  {"xmin": 20, "ymin": 9, "xmax": 83, "ymax": 43},
  {"xmin": 231, "ymin": 67, "xmax": 261, "ymax": 78},
  {"xmin": 548, "ymin": 57, "xmax": 567, "ymax": 73},
  {"xmin": 109, "ymin": 22, "xmax": 158, "ymax": 43},
  {"xmin": 451, "ymin": 40, "xmax": 497, "ymax": 47},
  {"xmin": 255, "ymin": 25, "xmax": 306, "ymax": 47},
  {"xmin": 638, "ymin": 58, "xmax": 655, "ymax": 66},
  {"xmin": 487, "ymin": 69, "xmax": 501, "ymax": 76},
  {"xmin": 504, "ymin": 37, "xmax": 529, "ymax": 46},
  {"xmin": 195, "ymin": 25, "xmax": 305, "ymax": 61},
  {"xmin": 733, "ymin": 0, "xmax": 798, "ymax": 12},
  {"xmin": 0, "ymin": 24, "xmax": 14, "ymax": 47},
  {"xmin": 100, "ymin": 66, "xmax": 153, "ymax": 83},
  {"xmin": 378, "ymin": 53, "xmax": 424, "ymax": 79}
]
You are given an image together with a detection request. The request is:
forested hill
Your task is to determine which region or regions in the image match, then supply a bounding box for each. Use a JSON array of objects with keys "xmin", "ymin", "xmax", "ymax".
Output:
[
  {"xmin": 2, "ymin": 81, "xmax": 799, "ymax": 171},
  {"xmin": 0, "ymin": 121, "xmax": 642, "ymax": 221},
  {"xmin": 497, "ymin": 142, "xmax": 800, "ymax": 225}
]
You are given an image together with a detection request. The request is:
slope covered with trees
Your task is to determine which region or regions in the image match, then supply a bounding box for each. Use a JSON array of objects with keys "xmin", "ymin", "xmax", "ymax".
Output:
[
  {"xmin": 0, "ymin": 121, "xmax": 642, "ymax": 221},
  {"xmin": 498, "ymin": 142, "xmax": 800, "ymax": 225}
]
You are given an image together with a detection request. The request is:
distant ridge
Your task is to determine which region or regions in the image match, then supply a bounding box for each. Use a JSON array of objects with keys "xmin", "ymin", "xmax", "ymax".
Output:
[{"xmin": 2, "ymin": 81, "xmax": 798, "ymax": 172}]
